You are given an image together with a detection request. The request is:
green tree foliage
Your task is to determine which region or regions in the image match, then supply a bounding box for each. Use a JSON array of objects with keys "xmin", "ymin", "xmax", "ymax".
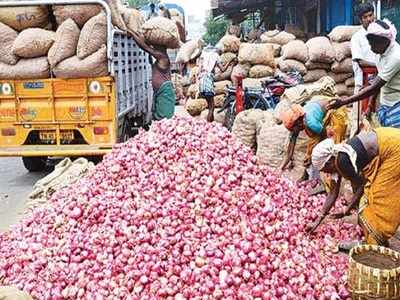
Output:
[
  {"xmin": 203, "ymin": 16, "xmax": 228, "ymax": 46},
  {"xmin": 128, "ymin": 0, "xmax": 159, "ymax": 9}
]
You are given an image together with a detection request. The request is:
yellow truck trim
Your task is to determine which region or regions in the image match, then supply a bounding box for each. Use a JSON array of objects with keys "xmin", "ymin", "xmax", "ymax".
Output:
[{"xmin": 0, "ymin": 145, "xmax": 113, "ymax": 157}]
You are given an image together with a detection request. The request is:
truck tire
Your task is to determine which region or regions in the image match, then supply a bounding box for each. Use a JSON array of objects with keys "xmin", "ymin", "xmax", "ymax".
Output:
[{"xmin": 22, "ymin": 157, "xmax": 48, "ymax": 172}]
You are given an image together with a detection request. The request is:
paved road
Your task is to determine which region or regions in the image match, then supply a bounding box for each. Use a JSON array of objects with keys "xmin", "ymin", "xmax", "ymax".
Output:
[{"xmin": 0, "ymin": 157, "xmax": 47, "ymax": 231}]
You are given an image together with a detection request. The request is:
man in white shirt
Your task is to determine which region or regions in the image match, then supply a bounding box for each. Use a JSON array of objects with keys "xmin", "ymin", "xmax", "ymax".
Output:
[
  {"xmin": 350, "ymin": 3, "xmax": 377, "ymax": 135},
  {"xmin": 330, "ymin": 19, "xmax": 400, "ymax": 128}
]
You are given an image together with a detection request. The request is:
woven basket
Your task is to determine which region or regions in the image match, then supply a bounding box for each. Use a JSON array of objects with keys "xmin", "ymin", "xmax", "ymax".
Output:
[{"xmin": 349, "ymin": 244, "xmax": 400, "ymax": 300}]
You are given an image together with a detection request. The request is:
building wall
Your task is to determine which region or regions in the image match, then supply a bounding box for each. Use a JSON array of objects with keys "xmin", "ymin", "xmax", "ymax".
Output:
[{"xmin": 321, "ymin": 0, "xmax": 354, "ymax": 33}]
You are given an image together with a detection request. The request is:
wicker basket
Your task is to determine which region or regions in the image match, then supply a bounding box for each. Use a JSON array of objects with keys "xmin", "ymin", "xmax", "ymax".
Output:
[{"xmin": 348, "ymin": 244, "xmax": 400, "ymax": 300}]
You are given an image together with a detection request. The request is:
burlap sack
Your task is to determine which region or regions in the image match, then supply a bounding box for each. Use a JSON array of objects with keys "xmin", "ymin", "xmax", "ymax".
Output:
[
  {"xmin": 231, "ymin": 64, "xmax": 250, "ymax": 86},
  {"xmin": 243, "ymin": 78, "xmax": 267, "ymax": 89},
  {"xmin": 238, "ymin": 43, "xmax": 275, "ymax": 67},
  {"xmin": 328, "ymin": 72, "xmax": 353, "ymax": 84},
  {"xmin": 215, "ymin": 64, "xmax": 233, "ymax": 81},
  {"xmin": 174, "ymin": 19, "xmax": 185, "ymax": 43},
  {"xmin": 0, "ymin": 6, "xmax": 48, "ymax": 31},
  {"xmin": 187, "ymin": 83, "xmax": 199, "ymax": 98},
  {"xmin": 0, "ymin": 286, "xmax": 33, "ymax": 300},
  {"xmin": 176, "ymin": 39, "xmax": 202, "ymax": 64},
  {"xmin": 190, "ymin": 66, "xmax": 199, "ymax": 84},
  {"xmin": 105, "ymin": 0, "xmax": 127, "ymax": 31},
  {"xmin": 303, "ymin": 69, "xmax": 328, "ymax": 83},
  {"xmin": 260, "ymin": 30, "xmax": 296, "ymax": 45},
  {"xmin": 281, "ymin": 40, "xmax": 308, "ymax": 63},
  {"xmin": 218, "ymin": 35, "xmax": 241, "ymax": 53},
  {"xmin": 273, "ymin": 98, "xmax": 291, "ymax": 124},
  {"xmin": 336, "ymin": 83, "xmax": 351, "ymax": 96},
  {"xmin": 232, "ymin": 109, "xmax": 268, "ymax": 149},
  {"xmin": 122, "ymin": 7, "xmax": 144, "ymax": 33},
  {"xmin": 333, "ymin": 42, "xmax": 351, "ymax": 62},
  {"xmin": 200, "ymin": 109, "xmax": 225, "ymax": 124},
  {"xmin": 264, "ymin": 43, "xmax": 282, "ymax": 57},
  {"xmin": 328, "ymin": 25, "xmax": 360, "ymax": 42},
  {"xmin": 249, "ymin": 65, "xmax": 274, "ymax": 78},
  {"xmin": 142, "ymin": 17, "xmax": 180, "ymax": 49},
  {"xmin": 77, "ymin": 13, "xmax": 106, "ymax": 59},
  {"xmin": 220, "ymin": 52, "xmax": 237, "ymax": 65},
  {"xmin": 214, "ymin": 94, "xmax": 225, "ymax": 108},
  {"xmin": 0, "ymin": 57, "xmax": 49, "ymax": 79},
  {"xmin": 53, "ymin": 45, "xmax": 108, "ymax": 78},
  {"xmin": 306, "ymin": 37, "xmax": 335, "ymax": 64},
  {"xmin": 305, "ymin": 60, "xmax": 331, "ymax": 70},
  {"xmin": 0, "ymin": 22, "xmax": 18, "ymax": 65},
  {"xmin": 278, "ymin": 59, "xmax": 307, "ymax": 75},
  {"xmin": 227, "ymin": 24, "xmax": 241, "ymax": 37},
  {"xmin": 331, "ymin": 57, "xmax": 353, "ymax": 73},
  {"xmin": 185, "ymin": 98, "xmax": 208, "ymax": 116},
  {"xmin": 12, "ymin": 28, "xmax": 55, "ymax": 58},
  {"xmin": 214, "ymin": 80, "xmax": 231, "ymax": 95},
  {"xmin": 256, "ymin": 123, "xmax": 289, "ymax": 167},
  {"xmin": 345, "ymin": 77, "xmax": 355, "ymax": 87},
  {"xmin": 172, "ymin": 73, "xmax": 184, "ymax": 100},
  {"xmin": 52, "ymin": 5, "xmax": 102, "ymax": 28},
  {"xmin": 48, "ymin": 19, "xmax": 80, "ymax": 68}
]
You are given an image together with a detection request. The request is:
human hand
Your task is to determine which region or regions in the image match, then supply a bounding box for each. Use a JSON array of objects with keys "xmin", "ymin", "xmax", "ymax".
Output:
[{"xmin": 327, "ymin": 98, "xmax": 344, "ymax": 110}]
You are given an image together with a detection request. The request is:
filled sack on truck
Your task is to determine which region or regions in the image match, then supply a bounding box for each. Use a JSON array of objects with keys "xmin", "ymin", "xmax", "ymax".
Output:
[
  {"xmin": 328, "ymin": 25, "xmax": 360, "ymax": 42},
  {"xmin": 176, "ymin": 39, "xmax": 203, "ymax": 64},
  {"xmin": 0, "ymin": 22, "xmax": 18, "ymax": 65},
  {"xmin": 53, "ymin": 45, "xmax": 108, "ymax": 79},
  {"xmin": 0, "ymin": 5, "xmax": 49, "ymax": 31},
  {"xmin": 142, "ymin": 17, "xmax": 180, "ymax": 49},
  {"xmin": 249, "ymin": 65, "xmax": 274, "ymax": 78},
  {"xmin": 260, "ymin": 30, "xmax": 295, "ymax": 45},
  {"xmin": 331, "ymin": 58, "xmax": 353, "ymax": 73},
  {"xmin": 238, "ymin": 43, "xmax": 275, "ymax": 67},
  {"xmin": 48, "ymin": 19, "xmax": 80, "ymax": 68},
  {"xmin": 77, "ymin": 13, "xmax": 107, "ymax": 59},
  {"xmin": 278, "ymin": 59, "xmax": 307, "ymax": 75},
  {"xmin": 200, "ymin": 109, "xmax": 225, "ymax": 124},
  {"xmin": 328, "ymin": 71, "xmax": 353, "ymax": 84},
  {"xmin": 303, "ymin": 69, "xmax": 328, "ymax": 83},
  {"xmin": 306, "ymin": 37, "xmax": 335, "ymax": 64},
  {"xmin": 185, "ymin": 98, "xmax": 208, "ymax": 116},
  {"xmin": 332, "ymin": 42, "xmax": 351, "ymax": 62},
  {"xmin": 281, "ymin": 40, "xmax": 308, "ymax": 63},
  {"xmin": 0, "ymin": 57, "xmax": 49, "ymax": 79},
  {"xmin": 52, "ymin": 4, "xmax": 102, "ymax": 28},
  {"xmin": 122, "ymin": 7, "xmax": 144, "ymax": 33},
  {"xmin": 12, "ymin": 28, "xmax": 55, "ymax": 58},
  {"xmin": 305, "ymin": 60, "xmax": 331, "ymax": 70},
  {"xmin": 105, "ymin": 0, "xmax": 127, "ymax": 31},
  {"xmin": 218, "ymin": 35, "xmax": 241, "ymax": 53}
]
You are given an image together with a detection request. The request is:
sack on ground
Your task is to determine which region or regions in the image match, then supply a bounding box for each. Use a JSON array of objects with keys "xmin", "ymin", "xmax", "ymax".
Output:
[
  {"xmin": 176, "ymin": 39, "xmax": 202, "ymax": 64},
  {"xmin": 333, "ymin": 42, "xmax": 351, "ymax": 62},
  {"xmin": 328, "ymin": 25, "xmax": 360, "ymax": 42},
  {"xmin": 214, "ymin": 94, "xmax": 225, "ymax": 108},
  {"xmin": 306, "ymin": 37, "xmax": 335, "ymax": 64},
  {"xmin": 0, "ymin": 286, "xmax": 33, "ymax": 300},
  {"xmin": 336, "ymin": 83, "xmax": 352, "ymax": 96},
  {"xmin": 305, "ymin": 60, "xmax": 331, "ymax": 70},
  {"xmin": 328, "ymin": 72, "xmax": 352, "ymax": 83},
  {"xmin": 278, "ymin": 59, "xmax": 307, "ymax": 75},
  {"xmin": 243, "ymin": 78, "xmax": 267, "ymax": 89},
  {"xmin": 0, "ymin": 57, "xmax": 49, "ymax": 79},
  {"xmin": 274, "ymin": 98, "xmax": 291, "ymax": 124},
  {"xmin": 187, "ymin": 83, "xmax": 199, "ymax": 98},
  {"xmin": 142, "ymin": 17, "xmax": 180, "ymax": 49},
  {"xmin": 260, "ymin": 30, "xmax": 296, "ymax": 45},
  {"xmin": 52, "ymin": 5, "xmax": 102, "ymax": 27},
  {"xmin": 265, "ymin": 43, "xmax": 282, "ymax": 57},
  {"xmin": 77, "ymin": 13, "xmax": 106, "ymax": 59},
  {"xmin": 303, "ymin": 69, "xmax": 328, "ymax": 83},
  {"xmin": 200, "ymin": 109, "xmax": 225, "ymax": 124},
  {"xmin": 12, "ymin": 28, "xmax": 55, "ymax": 58},
  {"xmin": 0, "ymin": 22, "xmax": 18, "ymax": 65},
  {"xmin": 256, "ymin": 123, "xmax": 289, "ymax": 167},
  {"xmin": 282, "ymin": 40, "xmax": 308, "ymax": 63},
  {"xmin": 185, "ymin": 98, "xmax": 207, "ymax": 116},
  {"xmin": 0, "ymin": 6, "xmax": 49, "ymax": 31},
  {"xmin": 122, "ymin": 7, "xmax": 144, "ymax": 33},
  {"xmin": 331, "ymin": 57, "xmax": 353, "ymax": 73},
  {"xmin": 218, "ymin": 35, "xmax": 241, "ymax": 53},
  {"xmin": 345, "ymin": 77, "xmax": 355, "ymax": 87},
  {"xmin": 214, "ymin": 80, "xmax": 231, "ymax": 95},
  {"xmin": 249, "ymin": 65, "xmax": 274, "ymax": 78},
  {"xmin": 53, "ymin": 45, "xmax": 108, "ymax": 78},
  {"xmin": 48, "ymin": 19, "xmax": 80, "ymax": 68},
  {"xmin": 238, "ymin": 43, "xmax": 275, "ymax": 67},
  {"xmin": 232, "ymin": 109, "xmax": 268, "ymax": 149}
]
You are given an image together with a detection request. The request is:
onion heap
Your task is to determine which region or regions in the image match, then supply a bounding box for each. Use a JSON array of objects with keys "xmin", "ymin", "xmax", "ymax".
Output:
[{"xmin": 0, "ymin": 118, "xmax": 360, "ymax": 299}]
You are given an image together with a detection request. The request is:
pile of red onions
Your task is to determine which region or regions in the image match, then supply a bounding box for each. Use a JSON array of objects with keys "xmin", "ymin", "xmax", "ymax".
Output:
[{"xmin": 0, "ymin": 118, "xmax": 361, "ymax": 299}]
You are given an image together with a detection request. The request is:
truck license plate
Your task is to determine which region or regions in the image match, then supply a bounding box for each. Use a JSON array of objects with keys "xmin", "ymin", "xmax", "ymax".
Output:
[{"xmin": 39, "ymin": 131, "xmax": 74, "ymax": 141}]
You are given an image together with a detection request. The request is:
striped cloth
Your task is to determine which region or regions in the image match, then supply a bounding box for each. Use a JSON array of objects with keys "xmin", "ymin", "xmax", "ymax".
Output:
[
  {"xmin": 198, "ymin": 72, "xmax": 215, "ymax": 97},
  {"xmin": 377, "ymin": 100, "xmax": 400, "ymax": 128}
]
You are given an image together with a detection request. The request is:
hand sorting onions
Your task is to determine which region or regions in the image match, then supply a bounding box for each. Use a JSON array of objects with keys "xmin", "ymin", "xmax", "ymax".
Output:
[{"xmin": 0, "ymin": 118, "xmax": 361, "ymax": 299}]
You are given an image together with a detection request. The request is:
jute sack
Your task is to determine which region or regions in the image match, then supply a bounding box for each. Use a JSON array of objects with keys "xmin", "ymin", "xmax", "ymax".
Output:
[
  {"xmin": 174, "ymin": 18, "xmax": 185, "ymax": 43},
  {"xmin": 328, "ymin": 72, "xmax": 353, "ymax": 83},
  {"xmin": 189, "ymin": 67, "xmax": 199, "ymax": 84},
  {"xmin": 331, "ymin": 57, "xmax": 353, "ymax": 73},
  {"xmin": 336, "ymin": 83, "xmax": 351, "ymax": 96},
  {"xmin": 333, "ymin": 42, "xmax": 351, "ymax": 62},
  {"xmin": 273, "ymin": 98, "xmax": 291, "ymax": 124},
  {"xmin": 122, "ymin": 7, "xmax": 144, "ymax": 33},
  {"xmin": 48, "ymin": 19, "xmax": 80, "ymax": 68},
  {"xmin": 77, "ymin": 13, "xmax": 106, "ymax": 59},
  {"xmin": 218, "ymin": 35, "xmax": 241, "ymax": 53},
  {"xmin": 0, "ymin": 286, "xmax": 33, "ymax": 300},
  {"xmin": 264, "ymin": 43, "xmax": 282, "ymax": 57},
  {"xmin": 232, "ymin": 109, "xmax": 267, "ymax": 149},
  {"xmin": 231, "ymin": 64, "xmax": 250, "ymax": 86},
  {"xmin": 105, "ymin": 0, "xmax": 127, "ymax": 31},
  {"xmin": 187, "ymin": 83, "xmax": 199, "ymax": 98},
  {"xmin": 0, "ymin": 22, "xmax": 18, "ymax": 65},
  {"xmin": 142, "ymin": 17, "xmax": 180, "ymax": 49},
  {"xmin": 243, "ymin": 77, "xmax": 268, "ymax": 89},
  {"xmin": 281, "ymin": 40, "xmax": 308, "ymax": 63},
  {"xmin": 238, "ymin": 43, "xmax": 275, "ymax": 67},
  {"xmin": 305, "ymin": 60, "xmax": 331, "ymax": 70},
  {"xmin": 0, "ymin": 6, "xmax": 48, "ymax": 31},
  {"xmin": 200, "ymin": 109, "xmax": 225, "ymax": 124},
  {"xmin": 52, "ymin": 5, "xmax": 102, "ymax": 27},
  {"xmin": 215, "ymin": 64, "xmax": 233, "ymax": 81},
  {"xmin": 249, "ymin": 65, "xmax": 274, "ymax": 78},
  {"xmin": 260, "ymin": 30, "xmax": 296, "ymax": 45},
  {"xmin": 53, "ymin": 45, "xmax": 108, "ymax": 78},
  {"xmin": 185, "ymin": 98, "xmax": 208, "ymax": 116},
  {"xmin": 328, "ymin": 25, "xmax": 360, "ymax": 42},
  {"xmin": 256, "ymin": 123, "xmax": 289, "ymax": 167},
  {"xmin": 214, "ymin": 94, "xmax": 225, "ymax": 108},
  {"xmin": 214, "ymin": 80, "xmax": 231, "ymax": 95},
  {"xmin": 0, "ymin": 57, "xmax": 49, "ymax": 79},
  {"xmin": 345, "ymin": 77, "xmax": 355, "ymax": 87},
  {"xmin": 176, "ymin": 39, "xmax": 202, "ymax": 64},
  {"xmin": 220, "ymin": 52, "xmax": 237, "ymax": 65},
  {"xmin": 278, "ymin": 59, "xmax": 307, "ymax": 75},
  {"xmin": 12, "ymin": 28, "xmax": 55, "ymax": 58},
  {"xmin": 303, "ymin": 69, "xmax": 328, "ymax": 83},
  {"xmin": 306, "ymin": 37, "xmax": 335, "ymax": 64}
]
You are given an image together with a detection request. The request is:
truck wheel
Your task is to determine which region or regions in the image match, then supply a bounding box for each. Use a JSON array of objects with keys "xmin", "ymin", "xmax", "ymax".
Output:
[{"xmin": 22, "ymin": 157, "xmax": 48, "ymax": 172}]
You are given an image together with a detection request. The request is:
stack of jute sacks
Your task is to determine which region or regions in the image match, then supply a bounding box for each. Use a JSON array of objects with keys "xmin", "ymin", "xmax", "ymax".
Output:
[{"xmin": 0, "ymin": 2, "xmax": 181, "ymax": 80}]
